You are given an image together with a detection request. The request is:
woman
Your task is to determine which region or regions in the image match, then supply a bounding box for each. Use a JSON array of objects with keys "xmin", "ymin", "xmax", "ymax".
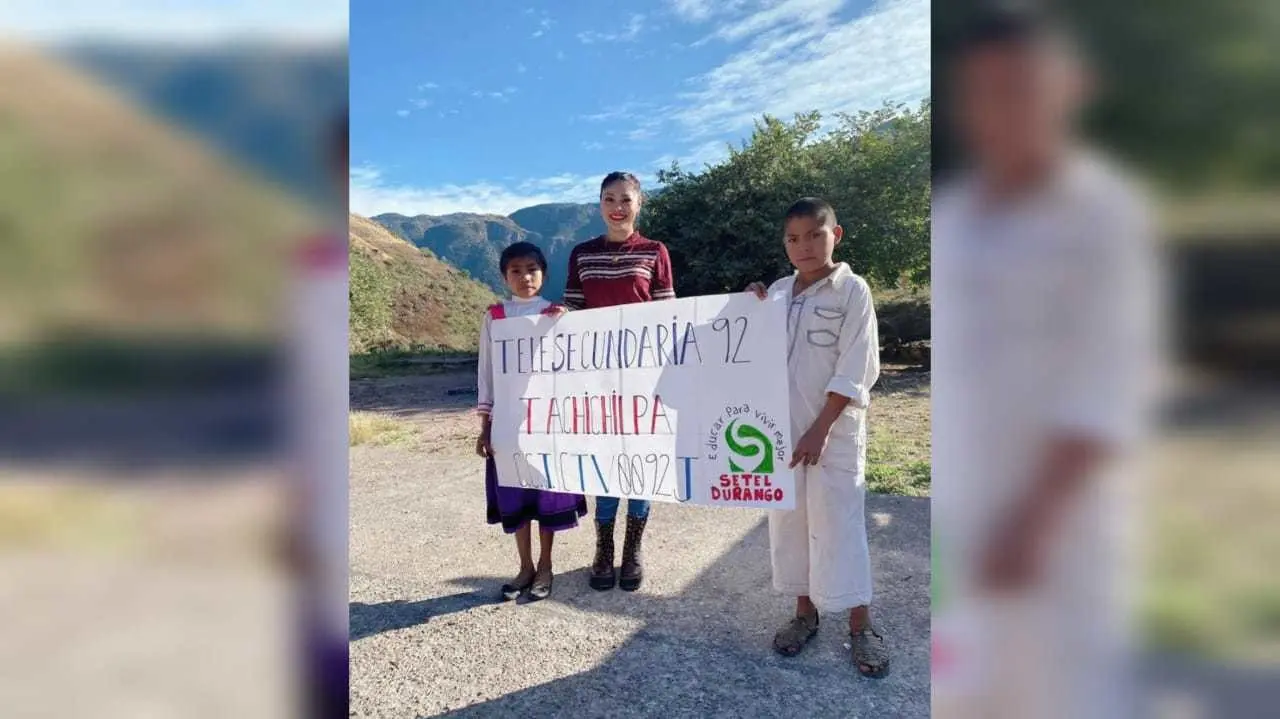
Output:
[{"xmin": 563, "ymin": 171, "xmax": 676, "ymax": 592}]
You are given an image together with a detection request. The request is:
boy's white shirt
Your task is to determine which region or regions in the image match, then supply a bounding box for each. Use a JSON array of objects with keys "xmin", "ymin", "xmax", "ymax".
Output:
[
  {"xmin": 765, "ymin": 262, "xmax": 880, "ymax": 612},
  {"xmin": 930, "ymin": 149, "xmax": 1157, "ymax": 718},
  {"xmin": 476, "ymin": 295, "xmax": 552, "ymax": 415},
  {"xmin": 767, "ymin": 262, "xmax": 881, "ymax": 460}
]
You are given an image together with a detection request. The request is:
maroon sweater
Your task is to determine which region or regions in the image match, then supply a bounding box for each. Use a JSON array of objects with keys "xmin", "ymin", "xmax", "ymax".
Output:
[{"xmin": 563, "ymin": 233, "xmax": 676, "ymax": 309}]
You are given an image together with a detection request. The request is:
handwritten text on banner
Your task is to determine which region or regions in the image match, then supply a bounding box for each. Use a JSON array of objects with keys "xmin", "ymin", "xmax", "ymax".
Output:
[{"xmin": 489, "ymin": 293, "xmax": 795, "ymax": 509}]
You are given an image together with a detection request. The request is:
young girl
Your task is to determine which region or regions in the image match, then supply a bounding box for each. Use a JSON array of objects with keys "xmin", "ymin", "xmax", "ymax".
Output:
[
  {"xmin": 563, "ymin": 171, "xmax": 676, "ymax": 592},
  {"xmin": 476, "ymin": 241, "xmax": 587, "ymax": 602}
]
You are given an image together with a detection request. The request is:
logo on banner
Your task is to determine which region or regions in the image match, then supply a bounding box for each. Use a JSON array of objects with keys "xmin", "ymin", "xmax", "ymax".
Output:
[
  {"xmin": 707, "ymin": 404, "xmax": 786, "ymax": 504},
  {"xmin": 726, "ymin": 419, "xmax": 774, "ymax": 474}
]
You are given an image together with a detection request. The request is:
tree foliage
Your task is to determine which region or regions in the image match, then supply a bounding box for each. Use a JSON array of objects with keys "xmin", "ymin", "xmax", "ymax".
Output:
[
  {"xmin": 932, "ymin": 2, "xmax": 1280, "ymax": 190},
  {"xmin": 348, "ymin": 250, "xmax": 394, "ymax": 352},
  {"xmin": 641, "ymin": 102, "xmax": 931, "ymax": 296}
]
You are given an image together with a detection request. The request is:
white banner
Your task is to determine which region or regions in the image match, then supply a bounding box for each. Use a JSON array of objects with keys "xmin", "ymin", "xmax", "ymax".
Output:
[{"xmin": 489, "ymin": 293, "xmax": 795, "ymax": 510}]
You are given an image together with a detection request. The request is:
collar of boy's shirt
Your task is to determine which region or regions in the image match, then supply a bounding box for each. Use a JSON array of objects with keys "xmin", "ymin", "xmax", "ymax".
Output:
[{"xmin": 790, "ymin": 262, "xmax": 854, "ymax": 297}]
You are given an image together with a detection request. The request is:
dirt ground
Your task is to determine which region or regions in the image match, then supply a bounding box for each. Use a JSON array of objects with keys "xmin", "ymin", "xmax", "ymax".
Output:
[{"xmin": 348, "ymin": 367, "xmax": 932, "ymax": 718}]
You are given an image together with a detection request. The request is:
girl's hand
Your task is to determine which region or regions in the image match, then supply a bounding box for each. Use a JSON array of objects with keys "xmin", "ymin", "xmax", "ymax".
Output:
[
  {"xmin": 745, "ymin": 281, "xmax": 768, "ymax": 300},
  {"xmin": 547, "ymin": 305, "xmax": 568, "ymax": 317}
]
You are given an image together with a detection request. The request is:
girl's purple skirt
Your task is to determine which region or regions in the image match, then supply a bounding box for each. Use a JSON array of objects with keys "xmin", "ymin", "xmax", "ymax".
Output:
[{"xmin": 485, "ymin": 457, "xmax": 587, "ymax": 533}]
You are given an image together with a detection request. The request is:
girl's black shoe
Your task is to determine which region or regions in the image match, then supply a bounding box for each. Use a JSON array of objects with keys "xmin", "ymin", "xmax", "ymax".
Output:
[
  {"xmin": 527, "ymin": 572, "xmax": 553, "ymax": 602},
  {"xmin": 500, "ymin": 574, "xmax": 534, "ymax": 601}
]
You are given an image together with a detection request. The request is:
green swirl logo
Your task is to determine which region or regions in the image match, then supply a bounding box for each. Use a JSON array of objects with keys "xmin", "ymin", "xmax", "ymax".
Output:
[{"xmin": 725, "ymin": 419, "xmax": 774, "ymax": 474}]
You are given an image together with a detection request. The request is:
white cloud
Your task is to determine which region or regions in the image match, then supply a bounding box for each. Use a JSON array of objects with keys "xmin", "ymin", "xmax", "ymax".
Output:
[
  {"xmin": 0, "ymin": 0, "xmax": 347, "ymax": 43},
  {"xmin": 717, "ymin": 0, "xmax": 841, "ymax": 41},
  {"xmin": 517, "ymin": 63, "xmax": 528, "ymax": 73},
  {"xmin": 628, "ymin": 127, "xmax": 659, "ymax": 142},
  {"xmin": 396, "ymin": 109, "xmax": 410, "ymax": 118},
  {"xmin": 666, "ymin": 0, "xmax": 747, "ymax": 23},
  {"xmin": 532, "ymin": 29, "xmax": 545, "ymax": 38},
  {"xmin": 578, "ymin": 14, "xmax": 645, "ymax": 44},
  {"xmin": 480, "ymin": 87, "xmax": 517, "ymax": 101},
  {"xmin": 411, "ymin": 98, "xmax": 432, "ymax": 109},
  {"xmin": 666, "ymin": 0, "xmax": 717, "ymax": 22},
  {"xmin": 652, "ymin": 139, "xmax": 731, "ymax": 172},
  {"xmin": 583, "ymin": 141, "xmax": 605, "ymax": 151},
  {"xmin": 351, "ymin": 164, "xmax": 602, "ymax": 216},
  {"xmin": 418, "ymin": 82, "xmax": 439, "ymax": 91},
  {"xmin": 578, "ymin": 101, "xmax": 645, "ymax": 123},
  {"xmin": 555, "ymin": 49, "xmax": 566, "ymax": 60},
  {"xmin": 671, "ymin": 0, "xmax": 929, "ymax": 140}
]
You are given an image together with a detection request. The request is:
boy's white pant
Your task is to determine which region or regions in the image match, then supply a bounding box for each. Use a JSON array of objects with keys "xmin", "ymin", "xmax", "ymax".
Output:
[{"xmin": 768, "ymin": 461, "xmax": 872, "ymax": 612}]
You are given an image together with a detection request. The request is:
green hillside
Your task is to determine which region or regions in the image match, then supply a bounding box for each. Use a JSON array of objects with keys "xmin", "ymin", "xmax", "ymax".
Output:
[{"xmin": 349, "ymin": 214, "xmax": 497, "ymax": 353}]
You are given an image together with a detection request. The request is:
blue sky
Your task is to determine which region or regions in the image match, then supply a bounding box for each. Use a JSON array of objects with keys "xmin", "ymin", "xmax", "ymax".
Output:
[
  {"xmin": 0, "ymin": 0, "xmax": 347, "ymax": 43},
  {"xmin": 351, "ymin": 0, "xmax": 929, "ymax": 216}
]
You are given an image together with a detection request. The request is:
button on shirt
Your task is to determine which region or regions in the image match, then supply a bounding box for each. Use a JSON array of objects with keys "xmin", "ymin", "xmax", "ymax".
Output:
[{"xmin": 769, "ymin": 263, "xmax": 880, "ymax": 464}]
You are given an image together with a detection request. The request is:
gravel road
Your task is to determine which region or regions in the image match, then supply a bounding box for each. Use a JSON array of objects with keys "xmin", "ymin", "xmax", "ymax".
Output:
[{"xmin": 349, "ymin": 373, "xmax": 930, "ymax": 718}]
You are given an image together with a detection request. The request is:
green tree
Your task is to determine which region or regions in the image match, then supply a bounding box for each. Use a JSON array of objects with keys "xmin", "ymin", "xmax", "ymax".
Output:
[
  {"xmin": 932, "ymin": 2, "xmax": 1280, "ymax": 190},
  {"xmin": 348, "ymin": 250, "xmax": 393, "ymax": 352},
  {"xmin": 641, "ymin": 102, "xmax": 931, "ymax": 296}
]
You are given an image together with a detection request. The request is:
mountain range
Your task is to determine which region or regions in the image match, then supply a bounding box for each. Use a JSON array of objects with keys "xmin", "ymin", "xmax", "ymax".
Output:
[{"xmin": 373, "ymin": 203, "xmax": 607, "ymax": 301}]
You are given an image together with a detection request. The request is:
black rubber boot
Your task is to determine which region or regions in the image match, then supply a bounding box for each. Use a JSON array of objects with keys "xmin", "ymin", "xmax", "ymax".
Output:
[
  {"xmin": 588, "ymin": 520, "xmax": 616, "ymax": 591},
  {"xmin": 619, "ymin": 515, "xmax": 647, "ymax": 592}
]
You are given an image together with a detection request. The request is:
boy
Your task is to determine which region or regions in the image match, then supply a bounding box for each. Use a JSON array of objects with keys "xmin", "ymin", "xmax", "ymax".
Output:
[{"xmin": 747, "ymin": 197, "xmax": 888, "ymax": 678}]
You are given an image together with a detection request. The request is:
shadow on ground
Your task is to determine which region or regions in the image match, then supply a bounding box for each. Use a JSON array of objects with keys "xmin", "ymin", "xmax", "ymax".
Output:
[
  {"xmin": 350, "ymin": 589, "xmax": 495, "ymax": 641},
  {"xmin": 353, "ymin": 495, "xmax": 930, "ymax": 718}
]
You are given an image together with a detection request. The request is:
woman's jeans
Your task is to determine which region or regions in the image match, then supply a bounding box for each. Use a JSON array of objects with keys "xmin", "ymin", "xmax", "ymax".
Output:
[{"xmin": 595, "ymin": 496, "xmax": 650, "ymax": 522}]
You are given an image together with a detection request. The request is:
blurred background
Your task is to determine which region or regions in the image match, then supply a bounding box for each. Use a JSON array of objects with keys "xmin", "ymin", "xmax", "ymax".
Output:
[
  {"xmin": 933, "ymin": 1, "xmax": 1278, "ymax": 718},
  {"xmin": 0, "ymin": 2, "xmax": 347, "ymax": 717}
]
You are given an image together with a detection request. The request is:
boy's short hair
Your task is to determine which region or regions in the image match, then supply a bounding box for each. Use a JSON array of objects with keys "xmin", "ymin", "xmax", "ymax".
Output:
[
  {"xmin": 500, "ymin": 241, "xmax": 547, "ymax": 274},
  {"xmin": 784, "ymin": 197, "xmax": 838, "ymax": 228},
  {"xmin": 948, "ymin": 2, "xmax": 1072, "ymax": 59}
]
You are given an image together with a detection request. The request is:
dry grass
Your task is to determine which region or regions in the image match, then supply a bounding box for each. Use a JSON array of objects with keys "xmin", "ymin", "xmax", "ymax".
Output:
[
  {"xmin": 0, "ymin": 475, "xmax": 280, "ymax": 564},
  {"xmin": 1143, "ymin": 430, "xmax": 1280, "ymax": 661},
  {"xmin": 866, "ymin": 366, "xmax": 931, "ymax": 495},
  {"xmin": 349, "ymin": 411, "xmax": 421, "ymax": 447}
]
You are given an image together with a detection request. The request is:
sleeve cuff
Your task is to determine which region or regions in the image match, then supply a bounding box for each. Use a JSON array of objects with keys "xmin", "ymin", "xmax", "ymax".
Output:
[{"xmin": 824, "ymin": 377, "xmax": 870, "ymax": 409}]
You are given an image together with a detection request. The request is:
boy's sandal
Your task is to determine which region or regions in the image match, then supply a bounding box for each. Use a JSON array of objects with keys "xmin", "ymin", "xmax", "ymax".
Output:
[
  {"xmin": 772, "ymin": 612, "xmax": 819, "ymax": 656},
  {"xmin": 526, "ymin": 572, "xmax": 553, "ymax": 602},
  {"xmin": 850, "ymin": 626, "xmax": 891, "ymax": 678}
]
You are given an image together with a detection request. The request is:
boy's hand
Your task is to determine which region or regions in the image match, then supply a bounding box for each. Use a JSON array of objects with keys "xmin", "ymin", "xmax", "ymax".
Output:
[
  {"xmin": 475, "ymin": 432, "xmax": 493, "ymax": 458},
  {"xmin": 979, "ymin": 509, "xmax": 1050, "ymax": 593},
  {"xmin": 790, "ymin": 422, "xmax": 832, "ymax": 468},
  {"xmin": 745, "ymin": 281, "xmax": 768, "ymax": 300}
]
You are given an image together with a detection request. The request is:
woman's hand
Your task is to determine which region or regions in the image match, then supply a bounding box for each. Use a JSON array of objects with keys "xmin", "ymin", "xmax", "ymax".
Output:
[{"xmin": 745, "ymin": 281, "xmax": 768, "ymax": 300}]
